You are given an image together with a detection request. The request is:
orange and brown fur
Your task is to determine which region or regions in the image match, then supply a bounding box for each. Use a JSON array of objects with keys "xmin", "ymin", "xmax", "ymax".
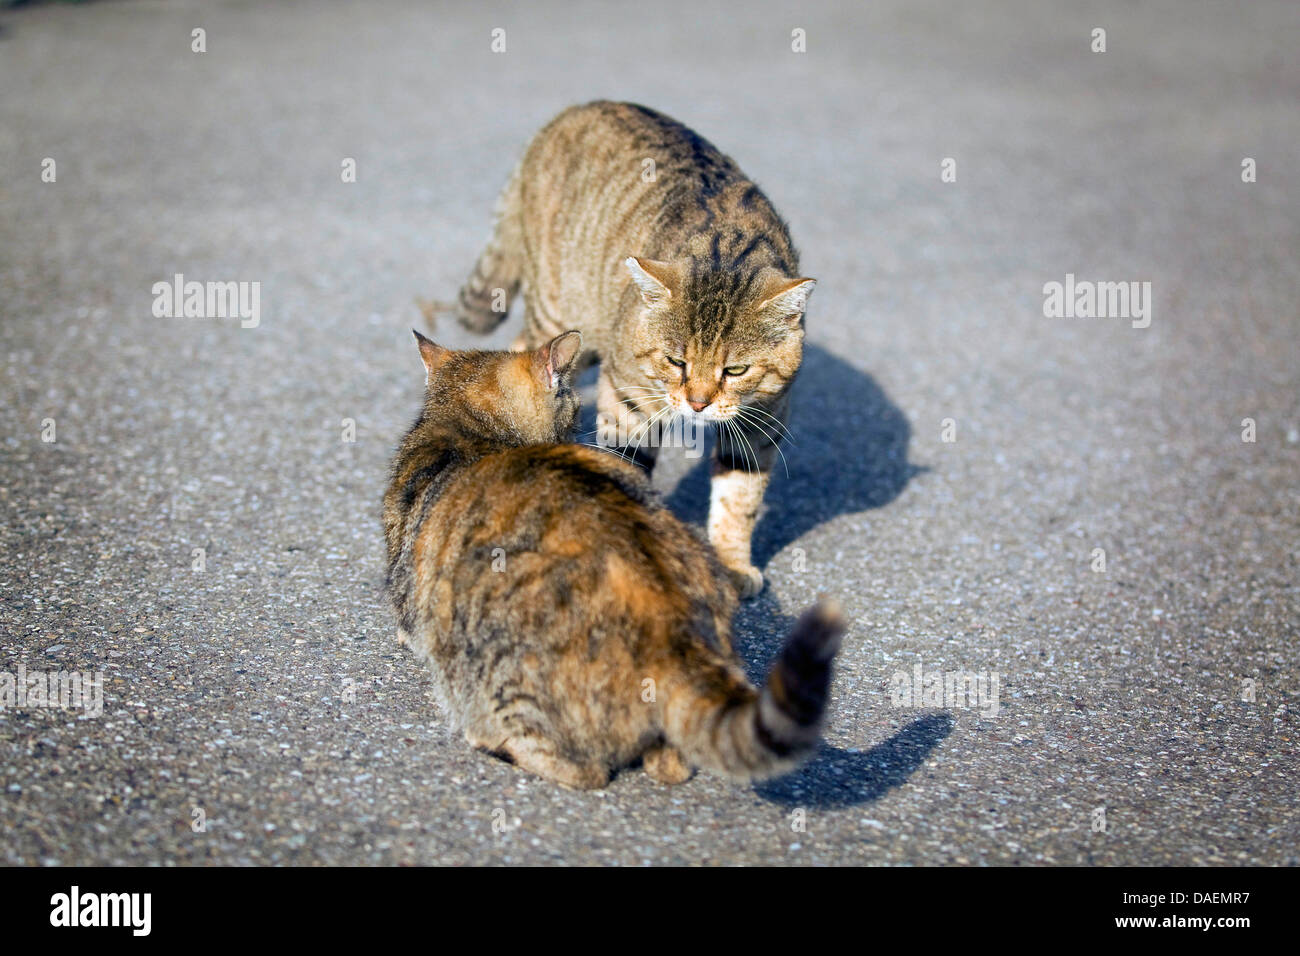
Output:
[
  {"xmin": 435, "ymin": 101, "xmax": 816, "ymax": 599},
  {"xmin": 383, "ymin": 331, "xmax": 844, "ymax": 789}
]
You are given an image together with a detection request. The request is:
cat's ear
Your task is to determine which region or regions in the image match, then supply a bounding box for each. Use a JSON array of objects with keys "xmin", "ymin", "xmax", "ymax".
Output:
[
  {"xmin": 412, "ymin": 329, "xmax": 452, "ymax": 383},
  {"xmin": 624, "ymin": 256, "xmax": 676, "ymax": 308},
  {"xmin": 757, "ymin": 276, "xmax": 817, "ymax": 324},
  {"xmin": 536, "ymin": 330, "xmax": 583, "ymax": 389}
]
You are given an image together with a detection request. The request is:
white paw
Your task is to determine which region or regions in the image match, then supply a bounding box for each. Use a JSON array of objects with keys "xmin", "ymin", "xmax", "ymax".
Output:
[{"xmin": 727, "ymin": 564, "xmax": 765, "ymax": 600}]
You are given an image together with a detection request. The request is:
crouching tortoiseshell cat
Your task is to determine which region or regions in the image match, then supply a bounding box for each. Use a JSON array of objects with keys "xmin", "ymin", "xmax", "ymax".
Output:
[
  {"xmin": 432, "ymin": 101, "xmax": 816, "ymax": 599},
  {"xmin": 383, "ymin": 330, "xmax": 844, "ymax": 789}
]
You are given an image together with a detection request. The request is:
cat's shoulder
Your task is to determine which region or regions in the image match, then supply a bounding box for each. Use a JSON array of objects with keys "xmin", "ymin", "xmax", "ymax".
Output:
[{"xmin": 491, "ymin": 443, "xmax": 657, "ymax": 504}]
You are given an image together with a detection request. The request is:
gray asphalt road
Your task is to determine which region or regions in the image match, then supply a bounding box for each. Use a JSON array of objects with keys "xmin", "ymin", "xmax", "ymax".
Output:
[{"xmin": 1, "ymin": 0, "xmax": 1296, "ymax": 865}]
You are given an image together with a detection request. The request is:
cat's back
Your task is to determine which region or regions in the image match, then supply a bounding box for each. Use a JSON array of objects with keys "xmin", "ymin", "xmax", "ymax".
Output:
[
  {"xmin": 515, "ymin": 102, "xmax": 792, "ymax": 325},
  {"xmin": 421, "ymin": 441, "xmax": 734, "ymax": 621},
  {"xmin": 440, "ymin": 442, "xmax": 673, "ymax": 548},
  {"xmin": 522, "ymin": 101, "xmax": 748, "ymax": 206},
  {"xmin": 530, "ymin": 101, "xmax": 730, "ymax": 164}
]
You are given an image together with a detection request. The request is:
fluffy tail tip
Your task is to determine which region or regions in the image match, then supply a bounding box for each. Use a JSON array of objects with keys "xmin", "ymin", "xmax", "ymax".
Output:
[{"xmin": 797, "ymin": 596, "xmax": 846, "ymax": 660}]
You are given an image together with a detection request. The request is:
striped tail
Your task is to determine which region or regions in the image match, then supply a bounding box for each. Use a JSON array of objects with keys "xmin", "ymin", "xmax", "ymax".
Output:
[
  {"xmin": 664, "ymin": 599, "xmax": 844, "ymax": 782},
  {"xmin": 445, "ymin": 160, "xmax": 525, "ymax": 335}
]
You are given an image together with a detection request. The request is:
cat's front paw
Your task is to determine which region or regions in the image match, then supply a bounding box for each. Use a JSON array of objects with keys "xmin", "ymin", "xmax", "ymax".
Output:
[{"xmin": 726, "ymin": 564, "xmax": 765, "ymax": 600}]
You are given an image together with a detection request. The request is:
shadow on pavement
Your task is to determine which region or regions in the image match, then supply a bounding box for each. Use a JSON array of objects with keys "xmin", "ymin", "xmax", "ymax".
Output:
[
  {"xmin": 753, "ymin": 714, "xmax": 953, "ymax": 810},
  {"xmin": 725, "ymin": 586, "xmax": 950, "ymax": 809}
]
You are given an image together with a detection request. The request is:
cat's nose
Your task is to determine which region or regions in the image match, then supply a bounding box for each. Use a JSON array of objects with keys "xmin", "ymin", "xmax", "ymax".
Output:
[{"xmin": 687, "ymin": 397, "xmax": 710, "ymax": 412}]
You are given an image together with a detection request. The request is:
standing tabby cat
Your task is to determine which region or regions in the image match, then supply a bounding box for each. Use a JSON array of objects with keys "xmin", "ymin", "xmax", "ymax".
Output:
[
  {"xmin": 434, "ymin": 101, "xmax": 815, "ymax": 598},
  {"xmin": 383, "ymin": 330, "xmax": 843, "ymax": 789}
]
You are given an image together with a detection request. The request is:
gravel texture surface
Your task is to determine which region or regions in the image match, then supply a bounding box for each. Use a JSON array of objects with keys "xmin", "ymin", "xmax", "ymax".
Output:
[{"xmin": 0, "ymin": 0, "xmax": 1296, "ymax": 865}]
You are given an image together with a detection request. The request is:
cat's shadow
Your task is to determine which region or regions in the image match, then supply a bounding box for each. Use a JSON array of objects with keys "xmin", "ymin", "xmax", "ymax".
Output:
[
  {"xmin": 752, "ymin": 717, "xmax": 953, "ymax": 810},
  {"xmin": 579, "ymin": 344, "xmax": 938, "ymax": 806},
  {"xmin": 579, "ymin": 342, "xmax": 923, "ymax": 565},
  {"xmin": 730, "ymin": 594, "xmax": 951, "ymax": 808}
]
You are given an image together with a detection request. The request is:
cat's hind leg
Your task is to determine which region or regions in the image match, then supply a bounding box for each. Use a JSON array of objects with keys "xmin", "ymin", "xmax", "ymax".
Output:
[
  {"xmin": 498, "ymin": 734, "xmax": 610, "ymax": 790},
  {"xmin": 643, "ymin": 744, "xmax": 693, "ymax": 785},
  {"xmin": 465, "ymin": 722, "xmax": 609, "ymax": 790},
  {"xmin": 443, "ymin": 165, "xmax": 525, "ymax": 335}
]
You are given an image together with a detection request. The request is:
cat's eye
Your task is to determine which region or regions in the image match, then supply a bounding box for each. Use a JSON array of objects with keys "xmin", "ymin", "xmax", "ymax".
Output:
[
  {"xmin": 723, "ymin": 364, "xmax": 749, "ymax": 377},
  {"xmin": 665, "ymin": 355, "xmax": 686, "ymax": 368}
]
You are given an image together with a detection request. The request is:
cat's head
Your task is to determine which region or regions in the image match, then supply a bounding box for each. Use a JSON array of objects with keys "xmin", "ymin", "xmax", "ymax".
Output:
[
  {"xmin": 411, "ymin": 329, "xmax": 583, "ymax": 444},
  {"xmin": 622, "ymin": 256, "xmax": 815, "ymax": 423}
]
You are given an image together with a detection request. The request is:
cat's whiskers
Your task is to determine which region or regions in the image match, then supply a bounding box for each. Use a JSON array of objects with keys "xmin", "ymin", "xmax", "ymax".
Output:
[
  {"xmin": 733, "ymin": 408, "xmax": 792, "ymax": 478},
  {"xmin": 720, "ymin": 418, "xmax": 755, "ymax": 474},
  {"xmin": 735, "ymin": 420, "xmax": 763, "ymax": 474},
  {"xmin": 615, "ymin": 387, "xmax": 670, "ymax": 408},
  {"xmin": 610, "ymin": 397, "xmax": 674, "ymax": 466},
  {"xmin": 732, "ymin": 407, "xmax": 789, "ymax": 448},
  {"xmin": 614, "ymin": 386, "xmax": 669, "ymax": 403},
  {"xmin": 627, "ymin": 402, "xmax": 675, "ymax": 461},
  {"xmin": 593, "ymin": 394, "xmax": 672, "ymax": 466},
  {"xmin": 738, "ymin": 404, "xmax": 796, "ymax": 445}
]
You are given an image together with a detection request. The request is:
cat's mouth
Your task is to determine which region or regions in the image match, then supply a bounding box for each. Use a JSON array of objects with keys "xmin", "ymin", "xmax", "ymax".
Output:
[{"xmin": 674, "ymin": 402, "xmax": 736, "ymax": 424}]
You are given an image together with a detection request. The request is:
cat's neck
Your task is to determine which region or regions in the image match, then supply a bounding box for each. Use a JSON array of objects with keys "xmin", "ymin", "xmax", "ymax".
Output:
[
  {"xmin": 403, "ymin": 401, "xmax": 536, "ymax": 464},
  {"xmin": 405, "ymin": 416, "xmax": 494, "ymax": 459}
]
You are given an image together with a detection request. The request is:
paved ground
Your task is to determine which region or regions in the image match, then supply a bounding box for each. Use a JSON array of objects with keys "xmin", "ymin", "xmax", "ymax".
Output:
[{"xmin": 1, "ymin": 0, "xmax": 1296, "ymax": 865}]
